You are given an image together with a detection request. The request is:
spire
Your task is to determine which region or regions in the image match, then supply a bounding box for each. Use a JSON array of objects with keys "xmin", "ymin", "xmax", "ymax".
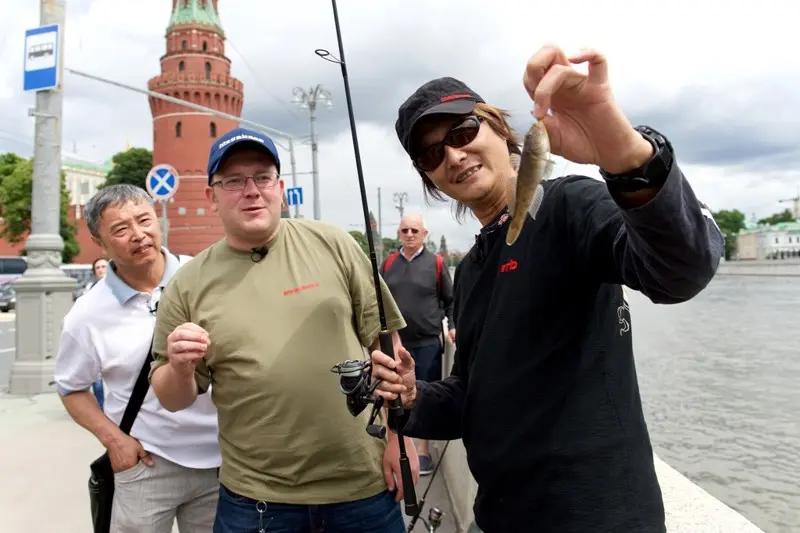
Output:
[{"xmin": 168, "ymin": 0, "xmax": 223, "ymax": 34}]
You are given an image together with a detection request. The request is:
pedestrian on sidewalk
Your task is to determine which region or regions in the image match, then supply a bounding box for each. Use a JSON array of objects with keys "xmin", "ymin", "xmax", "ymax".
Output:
[
  {"xmin": 54, "ymin": 184, "xmax": 221, "ymax": 533},
  {"xmin": 148, "ymin": 128, "xmax": 419, "ymax": 533},
  {"xmin": 381, "ymin": 213, "xmax": 455, "ymax": 475},
  {"xmin": 370, "ymin": 45, "xmax": 724, "ymax": 533},
  {"xmin": 86, "ymin": 256, "xmax": 109, "ymax": 410}
]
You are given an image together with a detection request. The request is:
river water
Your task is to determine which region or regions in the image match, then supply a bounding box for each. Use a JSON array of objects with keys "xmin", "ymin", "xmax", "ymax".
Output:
[{"xmin": 629, "ymin": 275, "xmax": 800, "ymax": 533}]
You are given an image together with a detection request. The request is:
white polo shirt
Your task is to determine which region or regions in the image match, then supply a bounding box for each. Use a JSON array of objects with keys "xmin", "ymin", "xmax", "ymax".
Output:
[{"xmin": 54, "ymin": 249, "xmax": 221, "ymax": 470}]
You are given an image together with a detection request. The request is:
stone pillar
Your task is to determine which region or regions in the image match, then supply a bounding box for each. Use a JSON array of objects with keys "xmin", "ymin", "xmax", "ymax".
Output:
[{"xmin": 11, "ymin": 0, "xmax": 77, "ymax": 395}]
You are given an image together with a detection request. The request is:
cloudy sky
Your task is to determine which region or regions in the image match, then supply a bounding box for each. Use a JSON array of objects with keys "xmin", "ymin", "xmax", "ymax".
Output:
[{"xmin": 1, "ymin": 0, "xmax": 798, "ymax": 252}]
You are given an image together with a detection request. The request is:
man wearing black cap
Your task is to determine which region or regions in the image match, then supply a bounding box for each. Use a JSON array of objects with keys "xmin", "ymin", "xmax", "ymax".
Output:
[
  {"xmin": 149, "ymin": 127, "xmax": 419, "ymax": 532},
  {"xmin": 370, "ymin": 45, "xmax": 724, "ymax": 532}
]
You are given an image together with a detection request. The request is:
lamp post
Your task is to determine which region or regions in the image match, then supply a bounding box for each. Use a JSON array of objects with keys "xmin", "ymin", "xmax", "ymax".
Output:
[
  {"xmin": 393, "ymin": 192, "xmax": 408, "ymax": 218},
  {"xmin": 292, "ymin": 84, "xmax": 332, "ymax": 220}
]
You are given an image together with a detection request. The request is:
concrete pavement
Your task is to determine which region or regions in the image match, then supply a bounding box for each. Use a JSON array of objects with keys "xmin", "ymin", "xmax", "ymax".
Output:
[{"xmin": 0, "ymin": 391, "xmax": 457, "ymax": 533}]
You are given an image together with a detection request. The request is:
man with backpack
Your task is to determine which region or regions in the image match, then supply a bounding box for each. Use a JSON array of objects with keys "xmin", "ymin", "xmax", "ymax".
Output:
[{"xmin": 381, "ymin": 213, "xmax": 455, "ymax": 475}]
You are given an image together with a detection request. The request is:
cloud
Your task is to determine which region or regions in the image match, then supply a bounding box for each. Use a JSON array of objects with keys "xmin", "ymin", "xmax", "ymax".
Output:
[{"xmin": 1, "ymin": 0, "xmax": 798, "ymax": 252}]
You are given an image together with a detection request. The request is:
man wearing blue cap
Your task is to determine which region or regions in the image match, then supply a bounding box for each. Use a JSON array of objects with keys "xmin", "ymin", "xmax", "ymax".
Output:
[{"xmin": 149, "ymin": 128, "xmax": 419, "ymax": 532}]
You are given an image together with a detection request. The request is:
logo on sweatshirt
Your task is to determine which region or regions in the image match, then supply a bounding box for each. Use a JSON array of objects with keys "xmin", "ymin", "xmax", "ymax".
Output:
[
  {"xmin": 617, "ymin": 299, "xmax": 630, "ymax": 336},
  {"xmin": 499, "ymin": 258, "xmax": 518, "ymax": 273}
]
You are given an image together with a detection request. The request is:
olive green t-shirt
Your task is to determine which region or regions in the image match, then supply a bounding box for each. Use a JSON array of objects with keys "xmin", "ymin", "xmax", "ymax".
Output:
[{"xmin": 150, "ymin": 218, "xmax": 406, "ymax": 504}]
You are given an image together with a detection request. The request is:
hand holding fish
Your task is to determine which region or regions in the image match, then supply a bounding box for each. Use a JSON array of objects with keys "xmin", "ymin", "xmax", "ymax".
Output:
[{"xmin": 522, "ymin": 44, "xmax": 654, "ymax": 175}]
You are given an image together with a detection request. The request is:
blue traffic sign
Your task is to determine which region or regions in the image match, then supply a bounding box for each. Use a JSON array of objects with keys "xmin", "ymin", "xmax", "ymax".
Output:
[
  {"xmin": 146, "ymin": 164, "xmax": 180, "ymax": 201},
  {"xmin": 23, "ymin": 24, "xmax": 60, "ymax": 92},
  {"xmin": 287, "ymin": 187, "xmax": 304, "ymax": 206}
]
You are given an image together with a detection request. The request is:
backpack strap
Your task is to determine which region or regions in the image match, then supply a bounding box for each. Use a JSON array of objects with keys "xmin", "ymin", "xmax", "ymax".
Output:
[
  {"xmin": 382, "ymin": 251, "xmax": 400, "ymax": 273},
  {"xmin": 435, "ymin": 253, "xmax": 443, "ymax": 298}
]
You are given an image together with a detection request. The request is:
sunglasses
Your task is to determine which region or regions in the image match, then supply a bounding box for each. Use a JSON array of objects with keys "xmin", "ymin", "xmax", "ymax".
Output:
[
  {"xmin": 400, "ymin": 228, "xmax": 420, "ymax": 235},
  {"xmin": 413, "ymin": 115, "xmax": 482, "ymax": 172}
]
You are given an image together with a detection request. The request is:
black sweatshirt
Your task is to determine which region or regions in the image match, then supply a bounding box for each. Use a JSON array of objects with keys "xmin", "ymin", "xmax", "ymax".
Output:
[
  {"xmin": 381, "ymin": 247, "xmax": 455, "ymax": 348},
  {"xmin": 400, "ymin": 160, "xmax": 724, "ymax": 533}
]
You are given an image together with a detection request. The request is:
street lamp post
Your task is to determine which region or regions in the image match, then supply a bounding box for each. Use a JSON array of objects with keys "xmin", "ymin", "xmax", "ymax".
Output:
[
  {"xmin": 393, "ymin": 192, "xmax": 408, "ymax": 218},
  {"xmin": 292, "ymin": 85, "xmax": 332, "ymax": 221}
]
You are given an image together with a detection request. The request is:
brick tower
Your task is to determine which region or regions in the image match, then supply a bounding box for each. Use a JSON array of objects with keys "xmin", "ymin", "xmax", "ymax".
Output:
[{"xmin": 148, "ymin": 0, "xmax": 243, "ymax": 256}]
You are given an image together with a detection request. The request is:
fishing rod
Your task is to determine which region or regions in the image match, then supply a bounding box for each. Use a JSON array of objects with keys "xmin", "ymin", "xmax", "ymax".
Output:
[
  {"xmin": 406, "ymin": 441, "xmax": 450, "ymax": 532},
  {"xmin": 320, "ymin": 0, "xmax": 420, "ymax": 519}
]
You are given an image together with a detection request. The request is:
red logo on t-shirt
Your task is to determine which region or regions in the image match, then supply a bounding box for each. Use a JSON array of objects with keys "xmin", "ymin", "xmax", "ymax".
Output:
[
  {"xmin": 500, "ymin": 258, "xmax": 518, "ymax": 273},
  {"xmin": 282, "ymin": 282, "xmax": 320, "ymax": 296}
]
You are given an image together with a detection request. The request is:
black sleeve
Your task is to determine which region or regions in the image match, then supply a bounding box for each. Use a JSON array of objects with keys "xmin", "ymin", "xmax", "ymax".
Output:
[
  {"xmin": 559, "ymin": 158, "xmax": 724, "ymax": 304},
  {"xmin": 400, "ymin": 355, "xmax": 466, "ymax": 441},
  {"xmin": 399, "ymin": 263, "xmax": 465, "ymax": 440},
  {"xmin": 439, "ymin": 263, "xmax": 455, "ymax": 329}
]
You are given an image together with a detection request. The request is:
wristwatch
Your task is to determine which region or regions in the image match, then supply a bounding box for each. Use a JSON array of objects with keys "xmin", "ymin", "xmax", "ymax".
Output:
[{"xmin": 599, "ymin": 125, "xmax": 674, "ymax": 193}]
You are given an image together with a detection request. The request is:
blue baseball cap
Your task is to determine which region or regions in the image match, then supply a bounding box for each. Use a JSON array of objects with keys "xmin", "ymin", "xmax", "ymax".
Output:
[{"xmin": 207, "ymin": 127, "xmax": 281, "ymax": 184}]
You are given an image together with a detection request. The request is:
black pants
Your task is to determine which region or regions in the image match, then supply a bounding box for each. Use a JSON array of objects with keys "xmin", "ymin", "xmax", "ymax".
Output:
[{"xmin": 408, "ymin": 342, "xmax": 442, "ymax": 382}]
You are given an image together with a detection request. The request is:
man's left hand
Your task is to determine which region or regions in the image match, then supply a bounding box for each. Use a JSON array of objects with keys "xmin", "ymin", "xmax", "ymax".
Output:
[
  {"xmin": 383, "ymin": 431, "xmax": 420, "ymax": 502},
  {"xmin": 522, "ymin": 44, "xmax": 654, "ymax": 174},
  {"xmin": 447, "ymin": 329, "xmax": 456, "ymax": 344}
]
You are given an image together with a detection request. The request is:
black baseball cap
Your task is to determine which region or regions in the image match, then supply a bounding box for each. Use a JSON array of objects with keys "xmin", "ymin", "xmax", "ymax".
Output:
[{"xmin": 395, "ymin": 77, "xmax": 485, "ymax": 157}]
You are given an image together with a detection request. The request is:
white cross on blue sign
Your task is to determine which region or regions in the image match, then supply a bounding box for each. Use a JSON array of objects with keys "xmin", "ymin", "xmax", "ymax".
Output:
[
  {"xmin": 286, "ymin": 187, "xmax": 304, "ymax": 206},
  {"xmin": 146, "ymin": 164, "xmax": 180, "ymax": 202},
  {"xmin": 23, "ymin": 24, "xmax": 61, "ymax": 92}
]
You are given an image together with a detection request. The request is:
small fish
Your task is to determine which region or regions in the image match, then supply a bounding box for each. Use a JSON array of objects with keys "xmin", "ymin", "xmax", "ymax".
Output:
[{"xmin": 505, "ymin": 121, "xmax": 555, "ymax": 246}]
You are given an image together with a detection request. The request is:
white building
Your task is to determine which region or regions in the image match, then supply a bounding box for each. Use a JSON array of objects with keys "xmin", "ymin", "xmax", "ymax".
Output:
[
  {"xmin": 736, "ymin": 221, "xmax": 800, "ymax": 260},
  {"xmin": 62, "ymin": 156, "xmax": 112, "ymax": 219}
]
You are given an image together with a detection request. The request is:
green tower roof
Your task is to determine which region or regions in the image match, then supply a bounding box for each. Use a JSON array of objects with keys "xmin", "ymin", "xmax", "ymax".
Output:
[{"xmin": 167, "ymin": 0, "xmax": 223, "ymax": 34}]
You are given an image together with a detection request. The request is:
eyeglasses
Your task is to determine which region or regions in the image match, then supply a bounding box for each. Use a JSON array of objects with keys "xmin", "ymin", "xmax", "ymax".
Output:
[
  {"xmin": 212, "ymin": 173, "xmax": 279, "ymax": 191},
  {"xmin": 413, "ymin": 115, "xmax": 482, "ymax": 172},
  {"xmin": 400, "ymin": 228, "xmax": 420, "ymax": 235}
]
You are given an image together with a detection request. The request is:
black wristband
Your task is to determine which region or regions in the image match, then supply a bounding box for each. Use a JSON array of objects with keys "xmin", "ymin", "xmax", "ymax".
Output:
[{"xmin": 599, "ymin": 126, "xmax": 673, "ymax": 193}]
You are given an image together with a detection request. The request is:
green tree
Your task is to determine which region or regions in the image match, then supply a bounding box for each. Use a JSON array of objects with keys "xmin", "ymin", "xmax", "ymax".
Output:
[
  {"xmin": 382, "ymin": 237, "xmax": 401, "ymax": 253},
  {"xmin": 758, "ymin": 209, "xmax": 795, "ymax": 225},
  {"xmin": 447, "ymin": 251, "xmax": 465, "ymax": 268},
  {"xmin": 712, "ymin": 209, "xmax": 746, "ymax": 261},
  {"xmin": 0, "ymin": 152, "xmax": 23, "ymax": 186},
  {"xmin": 0, "ymin": 155, "xmax": 80, "ymax": 263},
  {"xmin": 100, "ymin": 147, "xmax": 153, "ymax": 190},
  {"xmin": 348, "ymin": 230, "xmax": 369, "ymax": 257}
]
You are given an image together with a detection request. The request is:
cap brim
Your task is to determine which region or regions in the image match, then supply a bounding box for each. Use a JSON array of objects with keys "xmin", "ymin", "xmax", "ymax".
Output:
[{"xmin": 405, "ymin": 99, "xmax": 477, "ymax": 149}]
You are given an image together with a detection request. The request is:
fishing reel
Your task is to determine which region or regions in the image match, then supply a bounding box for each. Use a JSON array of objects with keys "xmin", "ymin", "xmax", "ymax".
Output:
[
  {"xmin": 414, "ymin": 507, "xmax": 444, "ymax": 532},
  {"xmin": 330, "ymin": 358, "xmax": 386, "ymax": 439}
]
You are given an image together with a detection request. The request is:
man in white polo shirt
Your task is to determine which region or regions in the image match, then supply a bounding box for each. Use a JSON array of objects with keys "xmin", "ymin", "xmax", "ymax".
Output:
[{"xmin": 54, "ymin": 184, "xmax": 220, "ymax": 533}]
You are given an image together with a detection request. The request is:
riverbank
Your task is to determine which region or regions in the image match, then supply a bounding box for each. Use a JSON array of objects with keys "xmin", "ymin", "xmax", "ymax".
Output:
[{"xmin": 716, "ymin": 259, "xmax": 800, "ymax": 277}]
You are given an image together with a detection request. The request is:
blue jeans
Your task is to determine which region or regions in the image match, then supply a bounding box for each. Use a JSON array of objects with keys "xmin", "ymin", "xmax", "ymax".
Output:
[
  {"xmin": 92, "ymin": 379, "xmax": 104, "ymax": 409},
  {"xmin": 408, "ymin": 343, "xmax": 442, "ymax": 383},
  {"xmin": 213, "ymin": 484, "xmax": 406, "ymax": 533}
]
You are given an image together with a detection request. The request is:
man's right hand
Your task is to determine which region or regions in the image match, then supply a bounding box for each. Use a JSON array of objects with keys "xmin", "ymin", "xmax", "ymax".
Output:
[
  {"xmin": 166, "ymin": 322, "xmax": 209, "ymax": 376},
  {"xmin": 108, "ymin": 433, "xmax": 154, "ymax": 473},
  {"xmin": 371, "ymin": 346, "xmax": 417, "ymax": 409}
]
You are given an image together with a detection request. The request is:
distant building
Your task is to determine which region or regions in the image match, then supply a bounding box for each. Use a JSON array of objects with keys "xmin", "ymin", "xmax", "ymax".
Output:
[
  {"xmin": 63, "ymin": 156, "xmax": 112, "ymax": 220},
  {"xmin": 147, "ymin": 0, "xmax": 245, "ymax": 256},
  {"xmin": 736, "ymin": 221, "xmax": 800, "ymax": 260}
]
